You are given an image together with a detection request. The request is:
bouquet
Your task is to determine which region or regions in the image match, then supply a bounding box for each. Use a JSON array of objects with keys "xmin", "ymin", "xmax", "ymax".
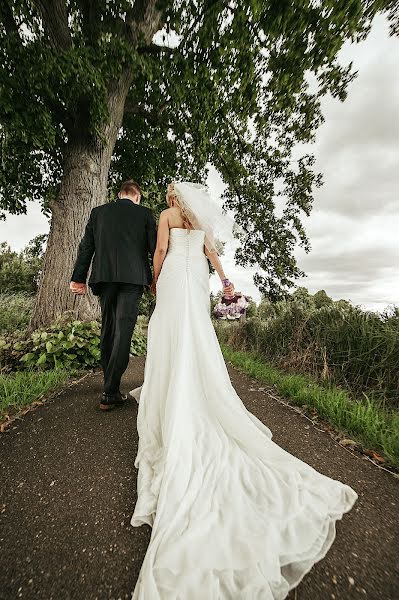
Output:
[{"xmin": 213, "ymin": 292, "xmax": 250, "ymax": 320}]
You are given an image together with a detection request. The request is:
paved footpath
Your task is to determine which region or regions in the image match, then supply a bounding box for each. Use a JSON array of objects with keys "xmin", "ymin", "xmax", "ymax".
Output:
[{"xmin": 1, "ymin": 356, "xmax": 398, "ymax": 600}]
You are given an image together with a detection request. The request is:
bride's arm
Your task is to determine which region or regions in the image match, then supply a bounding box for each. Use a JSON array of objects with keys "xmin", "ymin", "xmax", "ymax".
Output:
[
  {"xmin": 204, "ymin": 246, "xmax": 235, "ymax": 295},
  {"xmin": 152, "ymin": 211, "xmax": 170, "ymax": 284}
]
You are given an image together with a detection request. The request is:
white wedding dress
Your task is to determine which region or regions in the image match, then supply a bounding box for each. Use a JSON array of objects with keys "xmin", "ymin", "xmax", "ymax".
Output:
[{"xmin": 130, "ymin": 227, "xmax": 358, "ymax": 599}]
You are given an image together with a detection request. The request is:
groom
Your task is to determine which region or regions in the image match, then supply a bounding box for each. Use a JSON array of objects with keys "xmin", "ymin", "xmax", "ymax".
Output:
[{"xmin": 70, "ymin": 180, "xmax": 157, "ymax": 411}]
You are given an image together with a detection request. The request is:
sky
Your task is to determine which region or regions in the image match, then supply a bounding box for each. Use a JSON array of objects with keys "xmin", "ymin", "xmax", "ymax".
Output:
[{"xmin": 1, "ymin": 14, "xmax": 398, "ymax": 313}]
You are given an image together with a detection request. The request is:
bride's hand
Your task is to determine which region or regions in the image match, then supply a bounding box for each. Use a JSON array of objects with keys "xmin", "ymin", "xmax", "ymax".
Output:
[
  {"xmin": 222, "ymin": 280, "xmax": 235, "ymax": 297},
  {"xmin": 150, "ymin": 279, "xmax": 157, "ymax": 295}
]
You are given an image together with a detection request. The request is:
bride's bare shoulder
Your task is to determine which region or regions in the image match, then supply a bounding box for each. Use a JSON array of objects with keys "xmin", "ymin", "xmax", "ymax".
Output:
[
  {"xmin": 161, "ymin": 206, "xmax": 183, "ymax": 228},
  {"xmin": 161, "ymin": 206, "xmax": 180, "ymax": 217}
]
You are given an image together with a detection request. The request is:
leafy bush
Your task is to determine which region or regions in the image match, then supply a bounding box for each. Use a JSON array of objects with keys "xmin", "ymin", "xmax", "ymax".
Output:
[
  {"xmin": 138, "ymin": 287, "xmax": 156, "ymax": 318},
  {"xmin": 17, "ymin": 320, "xmax": 101, "ymax": 370},
  {"xmin": 0, "ymin": 318, "xmax": 147, "ymax": 372},
  {"xmin": 0, "ymin": 285, "xmax": 151, "ymax": 337},
  {"xmin": 0, "ymin": 292, "xmax": 35, "ymax": 334},
  {"xmin": 130, "ymin": 330, "xmax": 147, "ymax": 356},
  {"xmin": 0, "ymin": 329, "xmax": 28, "ymax": 371}
]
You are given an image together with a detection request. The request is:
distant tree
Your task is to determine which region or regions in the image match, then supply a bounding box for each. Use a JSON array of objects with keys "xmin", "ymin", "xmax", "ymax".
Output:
[
  {"xmin": 290, "ymin": 286, "xmax": 313, "ymax": 308},
  {"xmin": 245, "ymin": 296, "xmax": 257, "ymax": 319},
  {"xmin": 335, "ymin": 298, "xmax": 353, "ymax": 311},
  {"xmin": 312, "ymin": 289, "xmax": 333, "ymax": 309},
  {"xmin": 22, "ymin": 234, "xmax": 48, "ymax": 261},
  {"xmin": 0, "ymin": 236, "xmax": 46, "ymax": 294},
  {"xmin": 257, "ymin": 295, "xmax": 276, "ymax": 321}
]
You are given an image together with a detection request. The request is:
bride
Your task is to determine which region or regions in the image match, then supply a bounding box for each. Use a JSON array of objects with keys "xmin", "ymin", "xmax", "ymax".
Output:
[{"xmin": 129, "ymin": 181, "xmax": 358, "ymax": 599}]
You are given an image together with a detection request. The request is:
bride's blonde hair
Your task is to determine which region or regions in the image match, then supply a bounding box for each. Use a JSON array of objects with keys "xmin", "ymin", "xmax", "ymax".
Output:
[{"xmin": 167, "ymin": 183, "xmax": 194, "ymax": 230}]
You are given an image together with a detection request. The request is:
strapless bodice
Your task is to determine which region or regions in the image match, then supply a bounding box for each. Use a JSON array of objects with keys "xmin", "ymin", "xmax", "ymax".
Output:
[{"xmin": 167, "ymin": 228, "xmax": 206, "ymax": 257}]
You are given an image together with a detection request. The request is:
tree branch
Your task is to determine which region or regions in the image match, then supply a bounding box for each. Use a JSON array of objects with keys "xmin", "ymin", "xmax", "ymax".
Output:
[
  {"xmin": 31, "ymin": 0, "xmax": 72, "ymax": 50},
  {"xmin": 80, "ymin": 0, "xmax": 99, "ymax": 42},
  {"xmin": 216, "ymin": 151, "xmax": 245, "ymax": 216},
  {"xmin": 125, "ymin": 0, "xmax": 170, "ymax": 46},
  {"xmin": 124, "ymin": 100, "xmax": 169, "ymax": 125},
  {"xmin": 137, "ymin": 42, "xmax": 177, "ymax": 56}
]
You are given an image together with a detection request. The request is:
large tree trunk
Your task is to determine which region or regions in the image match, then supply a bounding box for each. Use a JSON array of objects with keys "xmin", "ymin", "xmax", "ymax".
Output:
[{"xmin": 29, "ymin": 71, "xmax": 133, "ymax": 331}]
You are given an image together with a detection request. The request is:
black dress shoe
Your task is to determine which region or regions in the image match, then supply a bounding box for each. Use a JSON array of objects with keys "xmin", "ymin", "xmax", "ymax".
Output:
[{"xmin": 99, "ymin": 392, "xmax": 127, "ymax": 411}]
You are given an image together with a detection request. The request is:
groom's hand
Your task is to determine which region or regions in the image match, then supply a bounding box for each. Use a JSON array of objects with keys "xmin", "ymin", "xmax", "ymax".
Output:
[{"xmin": 70, "ymin": 281, "xmax": 87, "ymax": 295}]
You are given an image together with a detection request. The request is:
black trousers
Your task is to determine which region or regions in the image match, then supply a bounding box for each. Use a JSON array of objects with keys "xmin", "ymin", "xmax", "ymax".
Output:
[{"xmin": 98, "ymin": 282, "xmax": 144, "ymax": 395}]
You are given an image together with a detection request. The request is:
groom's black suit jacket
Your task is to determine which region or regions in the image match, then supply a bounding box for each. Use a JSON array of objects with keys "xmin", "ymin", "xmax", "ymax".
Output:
[{"xmin": 71, "ymin": 198, "xmax": 157, "ymax": 295}]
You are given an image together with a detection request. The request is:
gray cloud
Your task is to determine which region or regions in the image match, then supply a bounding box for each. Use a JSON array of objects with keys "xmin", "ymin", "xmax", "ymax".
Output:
[
  {"xmin": 312, "ymin": 16, "xmax": 399, "ymax": 222},
  {"xmin": 291, "ymin": 15, "xmax": 399, "ymax": 311}
]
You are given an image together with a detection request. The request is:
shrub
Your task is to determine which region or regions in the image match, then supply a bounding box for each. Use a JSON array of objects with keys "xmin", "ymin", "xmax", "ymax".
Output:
[
  {"xmin": 0, "ymin": 318, "xmax": 147, "ymax": 372},
  {"xmin": 138, "ymin": 287, "xmax": 156, "ymax": 318},
  {"xmin": 0, "ymin": 292, "xmax": 35, "ymax": 334},
  {"xmin": 17, "ymin": 320, "xmax": 102, "ymax": 370},
  {"xmin": 130, "ymin": 330, "xmax": 147, "ymax": 356}
]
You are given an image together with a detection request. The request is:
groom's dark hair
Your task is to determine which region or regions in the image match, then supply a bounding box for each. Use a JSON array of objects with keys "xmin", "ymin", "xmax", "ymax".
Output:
[{"xmin": 120, "ymin": 179, "xmax": 141, "ymax": 197}]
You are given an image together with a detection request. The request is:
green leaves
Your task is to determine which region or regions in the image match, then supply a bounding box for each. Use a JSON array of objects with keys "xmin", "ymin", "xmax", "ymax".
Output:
[
  {"xmin": 0, "ymin": 317, "xmax": 147, "ymax": 372},
  {"xmin": 17, "ymin": 320, "xmax": 101, "ymax": 369},
  {"xmin": 130, "ymin": 333, "xmax": 147, "ymax": 356},
  {"xmin": 37, "ymin": 353, "xmax": 47, "ymax": 365}
]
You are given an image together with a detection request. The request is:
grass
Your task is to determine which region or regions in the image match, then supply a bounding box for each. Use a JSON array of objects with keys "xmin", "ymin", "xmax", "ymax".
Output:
[
  {"xmin": 0, "ymin": 368, "xmax": 80, "ymax": 420},
  {"xmin": 221, "ymin": 343, "xmax": 399, "ymax": 469}
]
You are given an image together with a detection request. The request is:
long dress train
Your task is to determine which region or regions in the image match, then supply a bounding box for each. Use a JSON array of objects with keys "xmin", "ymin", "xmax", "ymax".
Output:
[{"xmin": 130, "ymin": 227, "xmax": 358, "ymax": 599}]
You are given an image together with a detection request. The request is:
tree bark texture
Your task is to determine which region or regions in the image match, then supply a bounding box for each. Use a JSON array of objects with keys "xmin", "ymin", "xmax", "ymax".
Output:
[{"xmin": 29, "ymin": 71, "xmax": 133, "ymax": 330}]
